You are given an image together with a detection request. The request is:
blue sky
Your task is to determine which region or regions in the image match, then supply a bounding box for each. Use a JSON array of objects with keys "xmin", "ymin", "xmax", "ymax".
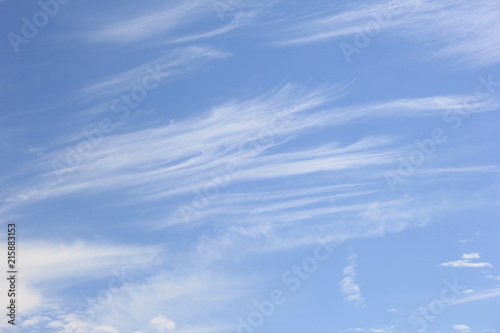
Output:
[{"xmin": 0, "ymin": 0, "xmax": 499, "ymax": 332}]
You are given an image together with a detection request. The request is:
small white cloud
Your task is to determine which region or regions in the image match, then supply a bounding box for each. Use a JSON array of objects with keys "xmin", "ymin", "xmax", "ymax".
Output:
[
  {"xmin": 464, "ymin": 289, "xmax": 474, "ymax": 294},
  {"xmin": 462, "ymin": 253, "xmax": 480, "ymax": 259},
  {"xmin": 147, "ymin": 315, "xmax": 176, "ymax": 332},
  {"xmin": 440, "ymin": 259, "xmax": 492, "ymax": 268},
  {"xmin": 453, "ymin": 324, "xmax": 471, "ymax": 332},
  {"xmin": 340, "ymin": 254, "xmax": 365, "ymax": 307},
  {"xmin": 386, "ymin": 308, "xmax": 399, "ymax": 313}
]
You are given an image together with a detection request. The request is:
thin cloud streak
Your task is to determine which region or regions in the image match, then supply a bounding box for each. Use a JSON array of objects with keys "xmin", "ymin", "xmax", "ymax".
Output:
[
  {"xmin": 272, "ymin": 0, "xmax": 500, "ymax": 67},
  {"xmin": 76, "ymin": 46, "xmax": 230, "ymax": 103},
  {"xmin": 84, "ymin": 0, "xmax": 214, "ymax": 44},
  {"xmin": 2, "ymin": 83, "xmax": 498, "ymax": 233}
]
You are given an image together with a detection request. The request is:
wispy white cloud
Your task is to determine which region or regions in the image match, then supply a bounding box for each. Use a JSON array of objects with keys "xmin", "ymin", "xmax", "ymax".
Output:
[
  {"xmin": 272, "ymin": 0, "xmax": 500, "ymax": 67},
  {"xmin": 2, "ymin": 80, "xmax": 497, "ymax": 256},
  {"xmin": 453, "ymin": 286, "xmax": 500, "ymax": 305},
  {"xmin": 420, "ymin": 166, "xmax": 500, "ymax": 175},
  {"xmin": 80, "ymin": 0, "xmax": 270, "ymax": 45},
  {"xmin": 340, "ymin": 254, "xmax": 365, "ymax": 306},
  {"xmin": 440, "ymin": 259, "xmax": 492, "ymax": 268},
  {"xmin": 83, "ymin": 0, "xmax": 215, "ymax": 44},
  {"xmin": 76, "ymin": 46, "xmax": 230, "ymax": 104},
  {"xmin": 485, "ymin": 275, "xmax": 500, "ymax": 281},
  {"xmin": 19, "ymin": 241, "xmax": 162, "ymax": 284},
  {"xmin": 440, "ymin": 253, "xmax": 493, "ymax": 268},
  {"xmin": 188, "ymin": 195, "xmax": 433, "ymax": 257},
  {"xmin": 271, "ymin": 0, "xmax": 421, "ymax": 46},
  {"xmin": 0, "ymin": 241, "xmax": 162, "ymax": 329},
  {"xmin": 5, "ymin": 83, "xmax": 496, "ymax": 215},
  {"xmin": 20, "ymin": 266, "xmax": 252, "ymax": 333},
  {"xmin": 168, "ymin": 12, "xmax": 254, "ymax": 44}
]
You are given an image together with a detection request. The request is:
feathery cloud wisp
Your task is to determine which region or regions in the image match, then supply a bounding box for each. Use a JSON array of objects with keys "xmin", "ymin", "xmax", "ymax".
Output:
[
  {"xmin": 340, "ymin": 254, "xmax": 365, "ymax": 306},
  {"xmin": 272, "ymin": 0, "xmax": 500, "ymax": 67}
]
